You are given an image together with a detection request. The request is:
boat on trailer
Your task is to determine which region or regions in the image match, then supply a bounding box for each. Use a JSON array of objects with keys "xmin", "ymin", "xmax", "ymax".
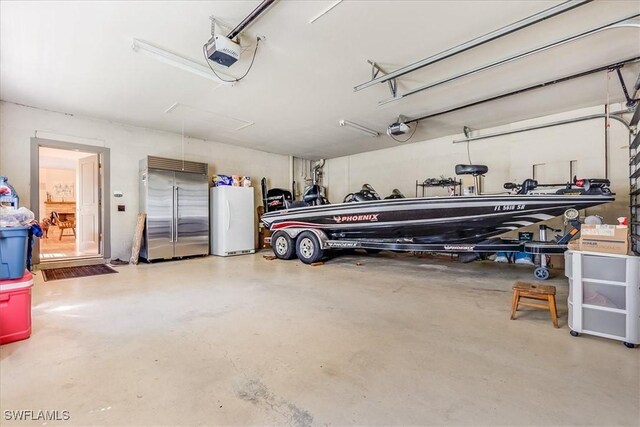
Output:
[{"xmin": 261, "ymin": 165, "xmax": 614, "ymax": 279}]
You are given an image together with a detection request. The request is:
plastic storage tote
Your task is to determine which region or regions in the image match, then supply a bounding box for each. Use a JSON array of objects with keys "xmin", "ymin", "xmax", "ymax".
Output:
[
  {"xmin": 0, "ymin": 226, "xmax": 29, "ymax": 279},
  {"xmin": 0, "ymin": 270, "xmax": 33, "ymax": 344}
]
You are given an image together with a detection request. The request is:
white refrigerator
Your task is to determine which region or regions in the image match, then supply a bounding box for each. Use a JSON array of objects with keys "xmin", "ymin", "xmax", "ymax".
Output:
[{"xmin": 210, "ymin": 186, "xmax": 256, "ymax": 256}]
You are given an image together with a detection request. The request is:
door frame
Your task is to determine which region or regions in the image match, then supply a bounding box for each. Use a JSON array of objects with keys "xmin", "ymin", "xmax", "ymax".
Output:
[{"xmin": 30, "ymin": 137, "xmax": 111, "ymax": 265}]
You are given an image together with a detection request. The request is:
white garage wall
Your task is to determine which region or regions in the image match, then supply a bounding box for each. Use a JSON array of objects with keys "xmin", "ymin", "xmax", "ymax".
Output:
[
  {"xmin": 0, "ymin": 101, "xmax": 290, "ymax": 260},
  {"xmin": 324, "ymin": 104, "xmax": 631, "ymax": 225}
]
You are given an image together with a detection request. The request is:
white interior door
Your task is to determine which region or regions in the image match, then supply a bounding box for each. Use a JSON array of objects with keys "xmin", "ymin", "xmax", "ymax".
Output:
[{"xmin": 77, "ymin": 154, "xmax": 100, "ymax": 254}]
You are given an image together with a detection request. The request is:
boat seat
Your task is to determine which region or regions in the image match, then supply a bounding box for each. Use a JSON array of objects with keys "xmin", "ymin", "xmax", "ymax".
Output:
[
  {"xmin": 455, "ymin": 164, "xmax": 488, "ymax": 176},
  {"xmin": 302, "ymin": 184, "xmax": 327, "ymax": 206}
]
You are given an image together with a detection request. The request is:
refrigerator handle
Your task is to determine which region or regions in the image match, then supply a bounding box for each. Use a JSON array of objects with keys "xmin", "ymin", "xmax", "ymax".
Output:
[
  {"xmin": 175, "ymin": 186, "xmax": 179, "ymax": 242},
  {"xmin": 226, "ymin": 199, "xmax": 231, "ymax": 231},
  {"xmin": 170, "ymin": 185, "xmax": 175, "ymax": 243}
]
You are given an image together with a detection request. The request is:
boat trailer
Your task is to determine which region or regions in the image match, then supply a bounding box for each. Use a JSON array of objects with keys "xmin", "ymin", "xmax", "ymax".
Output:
[{"xmin": 266, "ymin": 219, "xmax": 582, "ymax": 280}]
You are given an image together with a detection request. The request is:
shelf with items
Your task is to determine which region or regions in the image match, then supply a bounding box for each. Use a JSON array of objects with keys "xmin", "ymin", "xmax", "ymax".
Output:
[{"xmin": 415, "ymin": 178, "xmax": 462, "ymax": 197}]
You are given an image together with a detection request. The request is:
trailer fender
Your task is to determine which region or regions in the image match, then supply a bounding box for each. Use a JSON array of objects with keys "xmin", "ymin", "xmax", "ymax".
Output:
[{"xmin": 276, "ymin": 228, "xmax": 329, "ymax": 248}]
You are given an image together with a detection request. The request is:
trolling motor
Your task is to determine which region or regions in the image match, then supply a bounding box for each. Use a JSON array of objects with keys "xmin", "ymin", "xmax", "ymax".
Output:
[{"xmin": 504, "ymin": 177, "xmax": 612, "ymax": 195}]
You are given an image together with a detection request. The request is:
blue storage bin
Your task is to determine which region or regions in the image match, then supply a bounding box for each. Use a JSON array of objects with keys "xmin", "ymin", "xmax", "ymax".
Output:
[{"xmin": 0, "ymin": 226, "xmax": 30, "ymax": 279}]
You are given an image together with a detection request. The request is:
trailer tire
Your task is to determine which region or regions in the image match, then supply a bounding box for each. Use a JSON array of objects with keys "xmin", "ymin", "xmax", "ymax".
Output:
[
  {"xmin": 534, "ymin": 267, "xmax": 550, "ymax": 280},
  {"xmin": 271, "ymin": 231, "xmax": 296, "ymax": 260},
  {"xmin": 296, "ymin": 231, "xmax": 324, "ymax": 264}
]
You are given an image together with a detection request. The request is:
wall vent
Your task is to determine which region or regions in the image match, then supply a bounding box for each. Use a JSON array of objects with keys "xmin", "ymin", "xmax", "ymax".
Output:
[{"xmin": 146, "ymin": 156, "xmax": 208, "ymax": 175}]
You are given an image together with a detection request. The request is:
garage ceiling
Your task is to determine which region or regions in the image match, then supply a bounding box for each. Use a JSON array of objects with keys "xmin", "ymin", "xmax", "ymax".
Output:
[{"xmin": 1, "ymin": 1, "xmax": 639, "ymax": 160}]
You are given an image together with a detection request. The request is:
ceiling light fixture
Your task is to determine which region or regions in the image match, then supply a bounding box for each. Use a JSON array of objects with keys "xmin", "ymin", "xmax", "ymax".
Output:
[
  {"xmin": 339, "ymin": 120, "xmax": 380, "ymax": 137},
  {"xmin": 132, "ymin": 38, "xmax": 234, "ymax": 83}
]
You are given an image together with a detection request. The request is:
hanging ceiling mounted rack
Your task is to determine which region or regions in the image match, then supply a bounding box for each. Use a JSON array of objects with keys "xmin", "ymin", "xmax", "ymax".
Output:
[
  {"xmin": 377, "ymin": 15, "xmax": 640, "ymax": 105},
  {"xmin": 353, "ymin": 0, "xmax": 591, "ymax": 93},
  {"xmin": 452, "ymin": 111, "xmax": 632, "ymax": 144},
  {"xmin": 401, "ymin": 56, "xmax": 640, "ymax": 126}
]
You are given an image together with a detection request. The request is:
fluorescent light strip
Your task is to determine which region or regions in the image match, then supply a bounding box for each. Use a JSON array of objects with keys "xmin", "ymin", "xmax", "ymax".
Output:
[
  {"xmin": 339, "ymin": 120, "xmax": 379, "ymax": 137},
  {"xmin": 131, "ymin": 38, "xmax": 233, "ymax": 84}
]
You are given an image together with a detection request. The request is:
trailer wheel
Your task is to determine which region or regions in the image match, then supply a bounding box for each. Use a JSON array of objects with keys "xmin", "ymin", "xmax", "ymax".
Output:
[
  {"xmin": 534, "ymin": 267, "xmax": 550, "ymax": 280},
  {"xmin": 296, "ymin": 231, "xmax": 324, "ymax": 264},
  {"xmin": 271, "ymin": 231, "xmax": 296, "ymax": 260}
]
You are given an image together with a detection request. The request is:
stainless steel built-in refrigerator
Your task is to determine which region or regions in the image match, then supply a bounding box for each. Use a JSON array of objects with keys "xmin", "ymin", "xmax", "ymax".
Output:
[{"xmin": 139, "ymin": 156, "xmax": 209, "ymax": 261}]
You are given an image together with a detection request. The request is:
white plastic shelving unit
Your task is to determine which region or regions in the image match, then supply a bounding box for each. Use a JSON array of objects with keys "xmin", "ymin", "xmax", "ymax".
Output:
[{"xmin": 565, "ymin": 250, "xmax": 639, "ymax": 348}]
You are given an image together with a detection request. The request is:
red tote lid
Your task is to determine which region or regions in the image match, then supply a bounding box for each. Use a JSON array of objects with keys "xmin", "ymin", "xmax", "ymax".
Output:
[{"xmin": 0, "ymin": 270, "xmax": 33, "ymax": 286}]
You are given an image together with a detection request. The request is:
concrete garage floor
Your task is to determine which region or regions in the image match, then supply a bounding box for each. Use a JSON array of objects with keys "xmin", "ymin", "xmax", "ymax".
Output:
[{"xmin": 1, "ymin": 252, "xmax": 638, "ymax": 426}]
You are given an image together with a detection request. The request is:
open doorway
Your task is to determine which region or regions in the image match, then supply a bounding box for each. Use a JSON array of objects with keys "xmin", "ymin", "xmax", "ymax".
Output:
[
  {"xmin": 30, "ymin": 138, "xmax": 110, "ymax": 266},
  {"xmin": 38, "ymin": 147, "xmax": 99, "ymax": 259}
]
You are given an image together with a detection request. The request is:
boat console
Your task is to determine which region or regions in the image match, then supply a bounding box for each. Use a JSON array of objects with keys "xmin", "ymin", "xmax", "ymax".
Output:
[{"xmin": 343, "ymin": 184, "xmax": 381, "ymax": 202}]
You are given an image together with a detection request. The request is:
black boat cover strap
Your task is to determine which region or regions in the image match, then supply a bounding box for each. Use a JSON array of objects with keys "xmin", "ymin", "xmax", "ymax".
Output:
[{"xmin": 455, "ymin": 164, "xmax": 488, "ymax": 176}]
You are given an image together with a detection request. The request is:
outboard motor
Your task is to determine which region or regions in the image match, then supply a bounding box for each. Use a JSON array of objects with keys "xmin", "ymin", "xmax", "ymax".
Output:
[
  {"xmin": 265, "ymin": 188, "xmax": 293, "ymax": 211},
  {"xmin": 261, "ymin": 177, "xmax": 293, "ymax": 213}
]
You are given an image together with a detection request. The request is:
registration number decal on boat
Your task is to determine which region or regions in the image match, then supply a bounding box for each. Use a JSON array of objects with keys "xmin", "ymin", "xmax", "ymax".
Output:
[
  {"xmin": 494, "ymin": 204, "xmax": 526, "ymax": 211},
  {"xmin": 332, "ymin": 214, "xmax": 379, "ymax": 223}
]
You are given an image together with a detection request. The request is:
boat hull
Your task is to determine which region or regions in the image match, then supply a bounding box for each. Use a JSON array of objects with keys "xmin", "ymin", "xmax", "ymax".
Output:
[{"xmin": 261, "ymin": 195, "xmax": 614, "ymax": 243}]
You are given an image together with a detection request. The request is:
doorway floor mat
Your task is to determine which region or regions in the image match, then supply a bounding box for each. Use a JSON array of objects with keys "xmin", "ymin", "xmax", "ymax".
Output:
[{"xmin": 42, "ymin": 264, "xmax": 118, "ymax": 282}]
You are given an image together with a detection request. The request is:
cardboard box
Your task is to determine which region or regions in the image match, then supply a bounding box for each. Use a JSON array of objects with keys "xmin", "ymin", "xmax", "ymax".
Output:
[
  {"xmin": 567, "ymin": 240, "xmax": 580, "ymax": 251},
  {"xmin": 579, "ymin": 224, "xmax": 629, "ymax": 255},
  {"xmin": 258, "ymin": 227, "xmax": 271, "ymax": 249}
]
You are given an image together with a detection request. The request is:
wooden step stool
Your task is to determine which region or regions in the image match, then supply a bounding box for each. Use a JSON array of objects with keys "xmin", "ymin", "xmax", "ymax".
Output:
[{"xmin": 510, "ymin": 281, "xmax": 558, "ymax": 328}]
